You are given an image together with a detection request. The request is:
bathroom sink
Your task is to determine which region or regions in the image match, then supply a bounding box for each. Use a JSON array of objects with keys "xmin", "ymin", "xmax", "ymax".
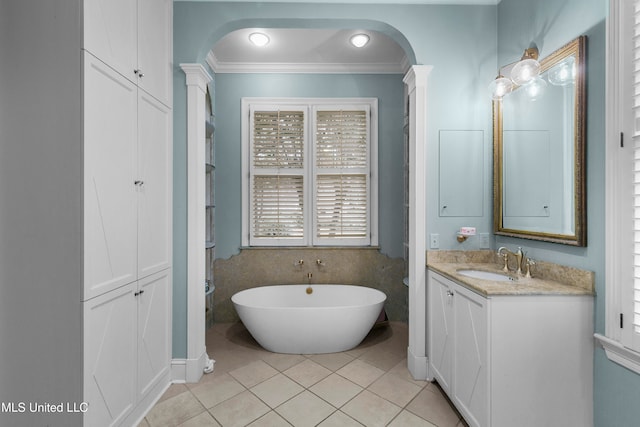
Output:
[{"xmin": 456, "ymin": 269, "xmax": 515, "ymax": 282}]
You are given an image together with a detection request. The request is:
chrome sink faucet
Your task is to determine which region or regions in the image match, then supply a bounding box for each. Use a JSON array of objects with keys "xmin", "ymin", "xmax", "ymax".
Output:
[{"xmin": 497, "ymin": 246, "xmax": 525, "ymax": 275}]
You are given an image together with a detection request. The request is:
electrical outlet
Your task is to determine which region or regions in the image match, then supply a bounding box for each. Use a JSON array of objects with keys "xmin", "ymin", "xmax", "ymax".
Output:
[
  {"xmin": 430, "ymin": 233, "xmax": 440, "ymax": 249},
  {"xmin": 479, "ymin": 232, "xmax": 490, "ymax": 249}
]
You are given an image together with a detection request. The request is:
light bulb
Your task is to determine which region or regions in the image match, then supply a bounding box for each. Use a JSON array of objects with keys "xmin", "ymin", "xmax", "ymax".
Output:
[
  {"xmin": 488, "ymin": 75, "xmax": 513, "ymax": 100},
  {"xmin": 524, "ymin": 76, "xmax": 547, "ymax": 101},
  {"xmin": 548, "ymin": 57, "xmax": 576, "ymax": 86},
  {"xmin": 511, "ymin": 58, "xmax": 541, "ymax": 86}
]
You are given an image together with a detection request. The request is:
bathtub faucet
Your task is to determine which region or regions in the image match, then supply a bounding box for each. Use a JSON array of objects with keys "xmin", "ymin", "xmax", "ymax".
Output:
[
  {"xmin": 294, "ymin": 259, "xmax": 304, "ymax": 266},
  {"xmin": 307, "ymin": 272, "xmax": 312, "ymax": 283},
  {"xmin": 316, "ymin": 259, "xmax": 324, "ymax": 266}
]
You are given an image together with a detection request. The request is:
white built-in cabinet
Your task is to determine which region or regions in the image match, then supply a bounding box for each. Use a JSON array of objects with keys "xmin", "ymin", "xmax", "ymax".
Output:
[
  {"xmin": 428, "ymin": 270, "xmax": 593, "ymax": 427},
  {"xmin": 84, "ymin": 270, "xmax": 171, "ymax": 426},
  {"xmin": 82, "ymin": 0, "xmax": 172, "ymax": 425},
  {"xmin": 83, "ymin": 0, "xmax": 172, "ymax": 106},
  {"xmin": 83, "ymin": 55, "xmax": 138, "ymax": 299}
]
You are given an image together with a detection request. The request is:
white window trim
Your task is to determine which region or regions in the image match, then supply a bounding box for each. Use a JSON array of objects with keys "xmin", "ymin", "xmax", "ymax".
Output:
[
  {"xmin": 241, "ymin": 97, "xmax": 379, "ymax": 248},
  {"xmin": 596, "ymin": 0, "xmax": 640, "ymax": 375}
]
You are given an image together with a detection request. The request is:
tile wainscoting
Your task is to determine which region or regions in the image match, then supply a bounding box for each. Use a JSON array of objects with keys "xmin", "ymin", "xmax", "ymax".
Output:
[{"xmin": 213, "ymin": 248, "xmax": 407, "ymax": 322}]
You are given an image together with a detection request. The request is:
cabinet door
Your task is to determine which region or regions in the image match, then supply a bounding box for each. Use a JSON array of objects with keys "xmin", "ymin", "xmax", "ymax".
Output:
[
  {"xmin": 137, "ymin": 0, "xmax": 172, "ymax": 105},
  {"xmin": 428, "ymin": 272, "xmax": 454, "ymax": 393},
  {"xmin": 84, "ymin": 53, "xmax": 138, "ymax": 300},
  {"xmin": 453, "ymin": 284, "xmax": 488, "ymax": 427},
  {"xmin": 84, "ymin": 283, "xmax": 137, "ymax": 427},
  {"xmin": 83, "ymin": 0, "xmax": 137, "ymax": 83},
  {"xmin": 137, "ymin": 92, "xmax": 172, "ymax": 278},
  {"xmin": 137, "ymin": 269, "xmax": 172, "ymax": 399}
]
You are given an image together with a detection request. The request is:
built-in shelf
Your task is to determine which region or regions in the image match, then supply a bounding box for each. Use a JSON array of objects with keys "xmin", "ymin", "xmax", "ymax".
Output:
[
  {"xmin": 205, "ymin": 121, "xmax": 215, "ymax": 136},
  {"xmin": 205, "ymin": 86, "xmax": 215, "ymax": 330}
]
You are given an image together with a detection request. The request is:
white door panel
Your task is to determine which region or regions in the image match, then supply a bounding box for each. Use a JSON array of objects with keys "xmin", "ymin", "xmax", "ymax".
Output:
[
  {"xmin": 83, "ymin": 53, "xmax": 137, "ymax": 300},
  {"xmin": 137, "ymin": 92, "xmax": 171, "ymax": 279},
  {"xmin": 83, "ymin": 283, "xmax": 137, "ymax": 426}
]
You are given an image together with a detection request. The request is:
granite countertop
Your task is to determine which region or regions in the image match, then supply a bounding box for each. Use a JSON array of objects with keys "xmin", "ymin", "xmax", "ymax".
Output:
[{"xmin": 427, "ymin": 250, "xmax": 595, "ymax": 297}]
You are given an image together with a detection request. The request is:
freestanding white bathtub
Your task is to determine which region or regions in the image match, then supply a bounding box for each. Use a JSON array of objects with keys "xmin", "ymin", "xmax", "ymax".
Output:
[{"xmin": 231, "ymin": 284, "xmax": 387, "ymax": 354}]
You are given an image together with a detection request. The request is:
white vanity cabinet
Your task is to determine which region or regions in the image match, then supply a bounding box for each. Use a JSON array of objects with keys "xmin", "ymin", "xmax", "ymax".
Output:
[
  {"xmin": 84, "ymin": 0, "xmax": 172, "ymax": 106},
  {"xmin": 452, "ymin": 283, "xmax": 488, "ymax": 427},
  {"xmin": 429, "ymin": 271, "xmax": 488, "ymax": 427},
  {"xmin": 428, "ymin": 269, "xmax": 594, "ymax": 427},
  {"xmin": 428, "ymin": 272, "xmax": 454, "ymax": 393}
]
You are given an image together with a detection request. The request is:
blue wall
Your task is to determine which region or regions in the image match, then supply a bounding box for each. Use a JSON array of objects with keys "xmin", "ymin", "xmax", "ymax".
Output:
[
  {"xmin": 173, "ymin": 1, "xmax": 497, "ymax": 359},
  {"xmin": 497, "ymin": 0, "xmax": 640, "ymax": 426},
  {"xmin": 173, "ymin": 1, "xmax": 640, "ymax": 425},
  {"xmin": 214, "ymin": 73, "xmax": 405, "ymax": 260}
]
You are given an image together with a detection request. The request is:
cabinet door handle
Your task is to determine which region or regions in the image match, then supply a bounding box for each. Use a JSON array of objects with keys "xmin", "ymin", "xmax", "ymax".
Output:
[
  {"xmin": 446, "ymin": 290, "xmax": 454, "ymax": 297},
  {"xmin": 134, "ymin": 290, "xmax": 145, "ymax": 297},
  {"xmin": 134, "ymin": 69, "xmax": 144, "ymax": 78},
  {"xmin": 134, "ymin": 180, "xmax": 144, "ymax": 187}
]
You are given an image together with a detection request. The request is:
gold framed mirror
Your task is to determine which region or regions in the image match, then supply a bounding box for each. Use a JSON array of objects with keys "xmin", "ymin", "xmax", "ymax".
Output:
[{"xmin": 493, "ymin": 36, "xmax": 586, "ymax": 246}]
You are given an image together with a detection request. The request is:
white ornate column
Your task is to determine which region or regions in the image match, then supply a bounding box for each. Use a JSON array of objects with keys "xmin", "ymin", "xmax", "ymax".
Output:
[
  {"xmin": 404, "ymin": 65, "xmax": 432, "ymax": 380},
  {"xmin": 180, "ymin": 63, "xmax": 212, "ymax": 382}
]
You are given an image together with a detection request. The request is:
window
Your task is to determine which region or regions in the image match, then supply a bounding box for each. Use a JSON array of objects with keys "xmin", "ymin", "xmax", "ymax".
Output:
[
  {"xmin": 598, "ymin": 0, "xmax": 640, "ymax": 374},
  {"xmin": 241, "ymin": 98, "xmax": 378, "ymax": 247}
]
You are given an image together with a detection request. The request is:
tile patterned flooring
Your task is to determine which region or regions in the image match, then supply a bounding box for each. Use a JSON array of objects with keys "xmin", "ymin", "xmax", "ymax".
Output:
[{"xmin": 141, "ymin": 322, "xmax": 468, "ymax": 427}]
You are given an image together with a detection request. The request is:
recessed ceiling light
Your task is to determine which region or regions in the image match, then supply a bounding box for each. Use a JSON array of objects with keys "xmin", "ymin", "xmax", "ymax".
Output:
[
  {"xmin": 350, "ymin": 34, "xmax": 370, "ymax": 48},
  {"xmin": 249, "ymin": 32, "xmax": 270, "ymax": 47}
]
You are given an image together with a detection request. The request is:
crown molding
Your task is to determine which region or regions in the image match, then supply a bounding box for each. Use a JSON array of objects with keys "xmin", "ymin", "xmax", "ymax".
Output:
[
  {"xmin": 177, "ymin": 0, "xmax": 500, "ymax": 4},
  {"xmin": 206, "ymin": 51, "xmax": 408, "ymax": 75}
]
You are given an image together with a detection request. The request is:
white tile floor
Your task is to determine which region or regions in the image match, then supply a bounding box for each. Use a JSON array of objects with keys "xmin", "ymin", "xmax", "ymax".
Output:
[{"xmin": 141, "ymin": 322, "xmax": 468, "ymax": 427}]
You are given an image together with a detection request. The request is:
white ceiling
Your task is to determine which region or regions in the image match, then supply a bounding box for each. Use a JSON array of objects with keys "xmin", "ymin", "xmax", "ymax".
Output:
[
  {"xmin": 196, "ymin": 0, "xmax": 499, "ymax": 74},
  {"xmin": 177, "ymin": 0, "xmax": 499, "ymax": 3},
  {"xmin": 208, "ymin": 28, "xmax": 410, "ymax": 74}
]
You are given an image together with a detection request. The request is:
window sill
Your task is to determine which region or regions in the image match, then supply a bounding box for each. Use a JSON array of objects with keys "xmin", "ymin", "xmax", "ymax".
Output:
[
  {"xmin": 595, "ymin": 333, "xmax": 640, "ymax": 375},
  {"xmin": 239, "ymin": 246, "xmax": 381, "ymax": 251}
]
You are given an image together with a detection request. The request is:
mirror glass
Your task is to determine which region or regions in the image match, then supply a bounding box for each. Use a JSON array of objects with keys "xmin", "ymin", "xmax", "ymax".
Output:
[{"xmin": 493, "ymin": 36, "xmax": 586, "ymax": 246}]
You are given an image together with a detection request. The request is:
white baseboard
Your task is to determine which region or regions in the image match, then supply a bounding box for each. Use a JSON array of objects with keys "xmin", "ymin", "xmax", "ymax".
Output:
[
  {"xmin": 124, "ymin": 371, "xmax": 171, "ymax": 426},
  {"xmin": 407, "ymin": 346, "xmax": 430, "ymax": 381},
  {"xmin": 171, "ymin": 351, "xmax": 210, "ymax": 383}
]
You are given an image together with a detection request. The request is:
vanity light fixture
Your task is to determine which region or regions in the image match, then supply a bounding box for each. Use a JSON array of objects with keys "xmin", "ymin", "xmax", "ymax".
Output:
[
  {"xmin": 350, "ymin": 33, "xmax": 370, "ymax": 48},
  {"xmin": 249, "ymin": 32, "xmax": 270, "ymax": 47},
  {"xmin": 510, "ymin": 47, "xmax": 540, "ymax": 85},
  {"xmin": 523, "ymin": 75, "xmax": 547, "ymax": 101},
  {"xmin": 488, "ymin": 74, "xmax": 514, "ymax": 100},
  {"xmin": 548, "ymin": 57, "xmax": 576, "ymax": 86},
  {"xmin": 489, "ymin": 46, "xmax": 541, "ymax": 100}
]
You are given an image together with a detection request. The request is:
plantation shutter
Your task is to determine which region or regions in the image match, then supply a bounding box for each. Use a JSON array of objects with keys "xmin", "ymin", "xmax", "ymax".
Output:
[
  {"xmin": 250, "ymin": 108, "xmax": 306, "ymax": 244},
  {"xmin": 620, "ymin": 0, "xmax": 640, "ymax": 352},
  {"xmin": 314, "ymin": 108, "xmax": 370, "ymax": 245},
  {"xmin": 629, "ymin": 0, "xmax": 640, "ymax": 349}
]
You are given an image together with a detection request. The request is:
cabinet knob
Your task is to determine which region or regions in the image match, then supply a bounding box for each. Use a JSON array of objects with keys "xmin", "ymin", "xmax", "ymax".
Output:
[
  {"xmin": 446, "ymin": 290, "xmax": 454, "ymax": 297},
  {"xmin": 134, "ymin": 290, "xmax": 145, "ymax": 297},
  {"xmin": 134, "ymin": 180, "xmax": 144, "ymax": 187},
  {"xmin": 134, "ymin": 69, "xmax": 144, "ymax": 78}
]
